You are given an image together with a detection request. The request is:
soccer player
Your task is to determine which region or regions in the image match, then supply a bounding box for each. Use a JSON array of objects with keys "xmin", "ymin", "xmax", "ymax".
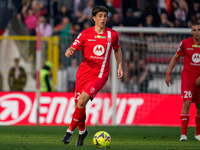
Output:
[
  {"xmin": 61, "ymin": 6, "xmax": 123, "ymax": 146},
  {"xmin": 165, "ymin": 22, "xmax": 200, "ymax": 141}
]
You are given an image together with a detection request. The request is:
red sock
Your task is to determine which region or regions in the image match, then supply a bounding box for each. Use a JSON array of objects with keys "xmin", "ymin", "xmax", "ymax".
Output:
[
  {"xmin": 195, "ymin": 114, "xmax": 200, "ymax": 135},
  {"xmin": 181, "ymin": 113, "xmax": 189, "ymax": 135},
  {"xmin": 78, "ymin": 109, "xmax": 86, "ymax": 131},
  {"xmin": 69, "ymin": 107, "xmax": 86, "ymax": 131}
]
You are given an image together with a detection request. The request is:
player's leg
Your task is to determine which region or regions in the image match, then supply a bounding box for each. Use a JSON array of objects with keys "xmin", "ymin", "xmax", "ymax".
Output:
[
  {"xmin": 77, "ymin": 92, "xmax": 88, "ymax": 132},
  {"xmin": 75, "ymin": 79, "xmax": 107, "ymax": 146},
  {"xmin": 179, "ymin": 80, "xmax": 195, "ymax": 141},
  {"xmin": 73, "ymin": 92, "xmax": 90, "ymax": 146},
  {"xmin": 179, "ymin": 100, "xmax": 191, "ymax": 141},
  {"xmin": 62, "ymin": 92, "xmax": 90, "ymax": 145},
  {"xmin": 194, "ymin": 87, "xmax": 200, "ymax": 141},
  {"xmin": 61, "ymin": 92, "xmax": 78, "ymax": 145},
  {"xmin": 195, "ymin": 103, "xmax": 200, "ymax": 141}
]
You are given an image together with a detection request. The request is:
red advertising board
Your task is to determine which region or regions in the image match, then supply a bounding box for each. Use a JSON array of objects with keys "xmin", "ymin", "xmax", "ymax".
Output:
[{"xmin": 0, "ymin": 92, "xmax": 196, "ymax": 126}]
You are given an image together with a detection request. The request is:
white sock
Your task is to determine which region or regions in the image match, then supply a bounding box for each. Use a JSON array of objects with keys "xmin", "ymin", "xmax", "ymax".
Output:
[
  {"xmin": 79, "ymin": 128, "xmax": 86, "ymax": 135},
  {"xmin": 67, "ymin": 128, "xmax": 74, "ymax": 134}
]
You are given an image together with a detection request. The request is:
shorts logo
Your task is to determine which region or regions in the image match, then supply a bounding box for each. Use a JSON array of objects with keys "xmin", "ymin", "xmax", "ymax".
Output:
[
  {"xmin": 93, "ymin": 45, "xmax": 105, "ymax": 56},
  {"xmin": 192, "ymin": 53, "xmax": 200, "ymax": 63},
  {"xmin": 90, "ymin": 87, "xmax": 96, "ymax": 94}
]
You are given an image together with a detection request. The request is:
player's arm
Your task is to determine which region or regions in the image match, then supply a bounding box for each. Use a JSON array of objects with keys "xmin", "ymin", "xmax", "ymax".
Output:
[
  {"xmin": 114, "ymin": 47, "xmax": 123, "ymax": 79},
  {"xmin": 165, "ymin": 53, "xmax": 180, "ymax": 86},
  {"xmin": 65, "ymin": 47, "xmax": 77, "ymax": 57}
]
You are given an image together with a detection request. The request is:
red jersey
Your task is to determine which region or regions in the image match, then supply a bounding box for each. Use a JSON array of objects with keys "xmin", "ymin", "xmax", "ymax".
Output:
[
  {"xmin": 71, "ymin": 26, "xmax": 120, "ymax": 80},
  {"xmin": 177, "ymin": 37, "xmax": 200, "ymax": 84}
]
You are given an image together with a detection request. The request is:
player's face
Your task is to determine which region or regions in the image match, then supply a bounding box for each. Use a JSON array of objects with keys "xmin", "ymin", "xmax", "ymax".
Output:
[
  {"xmin": 93, "ymin": 12, "xmax": 108, "ymax": 28},
  {"xmin": 191, "ymin": 25, "xmax": 200, "ymax": 40}
]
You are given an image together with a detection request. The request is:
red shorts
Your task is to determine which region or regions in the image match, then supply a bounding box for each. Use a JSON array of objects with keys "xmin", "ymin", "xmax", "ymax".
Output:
[
  {"xmin": 74, "ymin": 77, "xmax": 107, "ymax": 103},
  {"xmin": 181, "ymin": 80, "xmax": 200, "ymax": 104}
]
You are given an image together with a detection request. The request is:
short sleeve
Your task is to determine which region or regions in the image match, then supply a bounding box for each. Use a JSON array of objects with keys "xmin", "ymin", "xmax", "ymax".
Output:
[
  {"xmin": 112, "ymin": 31, "xmax": 120, "ymax": 50},
  {"xmin": 71, "ymin": 31, "xmax": 86, "ymax": 51},
  {"xmin": 176, "ymin": 41, "xmax": 185, "ymax": 56}
]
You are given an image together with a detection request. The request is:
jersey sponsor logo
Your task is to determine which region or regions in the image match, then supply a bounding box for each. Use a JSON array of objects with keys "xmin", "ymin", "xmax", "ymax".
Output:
[
  {"xmin": 90, "ymin": 56, "xmax": 105, "ymax": 59},
  {"xmin": 192, "ymin": 53, "xmax": 200, "ymax": 63},
  {"xmin": 95, "ymin": 35, "xmax": 106, "ymax": 38},
  {"xmin": 93, "ymin": 45, "xmax": 105, "ymax": 56},
  {"xmin": 192, "ymin": 44, "xmax": 200, "ymax": 48}
]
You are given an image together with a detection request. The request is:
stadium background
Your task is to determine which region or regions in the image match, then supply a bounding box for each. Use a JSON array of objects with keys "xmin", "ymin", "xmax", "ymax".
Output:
[{"xmin": 0, "ymin": 0, "xmax": 200, "ymax": 126}]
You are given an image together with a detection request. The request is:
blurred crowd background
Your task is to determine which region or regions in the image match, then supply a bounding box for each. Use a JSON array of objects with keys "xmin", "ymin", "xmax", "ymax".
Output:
[
  {"xmin": 8, "ymin": 0, "xmax": 200, "ymax": 35},
  {"xmin": 8, "ymin": 0, "xmax": 199, "ymax": 65}
]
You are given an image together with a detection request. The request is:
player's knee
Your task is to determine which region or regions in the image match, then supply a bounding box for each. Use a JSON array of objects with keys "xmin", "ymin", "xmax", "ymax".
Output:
[
  {"xmin": 77, "ymin": 101, "xmax": 86, "ymax": 108},
  {"xmin": 182, "ymin": 101, "xmax": 191, "ymax": 113},
  {"xmin": 183, "ymin": 101, "xmax": 191, "ymax": 107},
  {"xmin": 77, "ymin": 92, "xmax": 90, "ymax": 108},
  {"xmin": 77, "ymin": 97, "xmax": 88, "ymax": 108}
]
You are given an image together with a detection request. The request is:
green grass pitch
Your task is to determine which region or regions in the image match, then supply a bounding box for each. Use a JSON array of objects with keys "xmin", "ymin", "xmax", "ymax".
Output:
[{"xmin": 0, "ymin": 126, "xmax": 199, "ymax": 150}]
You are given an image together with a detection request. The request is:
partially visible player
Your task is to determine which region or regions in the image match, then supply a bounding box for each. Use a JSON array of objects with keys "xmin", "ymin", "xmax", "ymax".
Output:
[
  {"xmin": 61, "ymin": 6, "xmax": 123, "ymax": 146},
  {"xmin": 165, "ymin": 22, "xmax": 200, "ymax": 141}
]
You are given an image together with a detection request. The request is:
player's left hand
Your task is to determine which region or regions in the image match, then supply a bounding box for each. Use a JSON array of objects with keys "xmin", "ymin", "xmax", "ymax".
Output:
[{"xmin": 196, "ymin": 76, "xmax": 200, "ymax": 86}]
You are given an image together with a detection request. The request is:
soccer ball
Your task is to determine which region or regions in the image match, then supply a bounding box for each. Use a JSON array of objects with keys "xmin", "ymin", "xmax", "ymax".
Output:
[{"xmin": 93, "ymin": 131, "xmax": 111, "ymax": 148}]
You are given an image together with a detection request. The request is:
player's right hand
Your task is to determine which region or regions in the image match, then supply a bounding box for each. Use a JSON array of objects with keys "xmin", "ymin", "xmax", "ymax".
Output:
[
  {"xmin": 165, "ymin": 75, "xmax": 171, "ymax": 87},
  {"xmin": 65, "ymin": 48, "xmax": 75, "ymax": 57},
  {"xmin": 117, "ymin": 67, "xmax": 123, "ymax": 79}
]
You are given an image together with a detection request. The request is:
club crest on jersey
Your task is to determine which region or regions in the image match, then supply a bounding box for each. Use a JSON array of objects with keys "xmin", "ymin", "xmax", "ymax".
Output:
[
  {"xmin": 192, "ymin": 53, "xmax": 200, "ymax": 63},
  {"xmin": 93, "ymin": 45, "xmax": 105, "ymax": 56},
  {"xmin": 95, "ymin": 35, "xmax": 106, "ymax": 38}
]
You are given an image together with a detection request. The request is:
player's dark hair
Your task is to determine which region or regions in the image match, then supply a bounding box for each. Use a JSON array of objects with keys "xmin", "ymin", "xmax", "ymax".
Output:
[
  {"xmin": 191, "ymin": 21, "xmax": 200, "ymax": 27},
  {"xmin": 92, "ymin": 6, "xmax": 108, "ymax": 23}
]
